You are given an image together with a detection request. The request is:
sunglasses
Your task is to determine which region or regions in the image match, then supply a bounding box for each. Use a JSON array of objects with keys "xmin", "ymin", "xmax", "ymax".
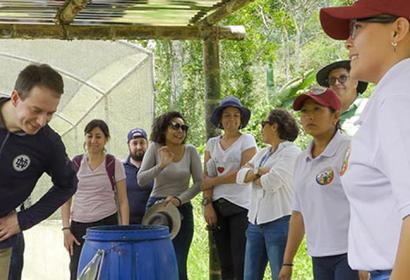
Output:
[
  {"xmin": 169, "ymin": 122, "xmax": 189, "ymax": 132},
  {"xmin": 327, "ymin": 74, "xmax": 349, "ymax": 86},
  {"xmin": 349, "ymin": 15, "xmax": 398, "ymax": 40}
]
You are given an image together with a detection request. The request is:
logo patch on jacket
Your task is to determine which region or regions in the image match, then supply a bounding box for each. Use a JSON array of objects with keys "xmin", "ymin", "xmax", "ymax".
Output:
[
  {"xmin": 13, "ymin": 155, "xmax": 31, "ymax": 172},
  {"xmin": 316, "ymin": 168, "xmax": 334, "ymax": 185}
]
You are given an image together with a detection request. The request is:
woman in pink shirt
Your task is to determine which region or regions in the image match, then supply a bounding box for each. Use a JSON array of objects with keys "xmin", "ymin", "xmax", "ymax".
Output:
[{"xmin": 61, "ymin": 119, "xmax": 129, "ymax": 280}]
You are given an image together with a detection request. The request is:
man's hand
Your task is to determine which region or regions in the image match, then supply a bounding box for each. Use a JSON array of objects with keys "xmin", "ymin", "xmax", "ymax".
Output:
[{"xmin": 0, "ymin": 212, "xmax": 21, "ymax": 242}]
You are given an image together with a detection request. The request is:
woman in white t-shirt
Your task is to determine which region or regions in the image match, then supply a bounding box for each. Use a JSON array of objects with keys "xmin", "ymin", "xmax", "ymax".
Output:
[
  {"xmin": 279, "ymin": 88, "xmax": 358, "ymax": 280},
  {"xmin": 202, "ymin": 96, "xmax": 257, "ymax": 280},
  {"xmin": 320, "ymin": 2, "xmax": 410, "ymax": 279},
  {"xmin": 61, "ymin": 119, "xmax": 129, "ymax": 280}
]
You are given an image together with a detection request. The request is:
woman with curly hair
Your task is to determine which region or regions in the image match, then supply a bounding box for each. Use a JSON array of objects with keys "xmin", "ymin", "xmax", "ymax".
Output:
[
  {"xmin": 236, "ymin": 109, "xmax": 300, "ymax": 280},
  {"xmin": 137, "ymin": 111, "xmax": 202, "ymax": 280}
]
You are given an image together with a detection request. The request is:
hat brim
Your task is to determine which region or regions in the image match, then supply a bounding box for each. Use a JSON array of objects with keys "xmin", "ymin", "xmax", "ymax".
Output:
[
  {"xmin": 210, "ymin": 105, "xmax": 251, "ymax": 129},
  {"xmin": 320, "ymin": 6, "xmax": 382, "ymax": 40},
  {"xmin": 142, "ymin": 201, "xmax": 181, "ymax": 240},
  {"xmin": 293, "ymin": 94, "xmax": 337, "ymax": 111},
  {"xmin": 316, "ymin": 60, "xmax": 368, "ymax": 94}
]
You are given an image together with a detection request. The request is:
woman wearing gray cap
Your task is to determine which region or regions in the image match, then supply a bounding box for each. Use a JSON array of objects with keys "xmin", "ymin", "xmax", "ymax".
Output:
[
  {"xmin": 320, "ymin": 0, "xmax": 410, "ymax": 279},
  {"xmin": 202, "ymin": 96, "xmax": 257, "ymax": 280}
]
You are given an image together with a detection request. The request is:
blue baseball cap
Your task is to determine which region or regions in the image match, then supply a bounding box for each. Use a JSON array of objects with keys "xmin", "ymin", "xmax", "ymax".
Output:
[{"xmin": 127, "ymin": 128, "xmax": 147, "ymax": 142}]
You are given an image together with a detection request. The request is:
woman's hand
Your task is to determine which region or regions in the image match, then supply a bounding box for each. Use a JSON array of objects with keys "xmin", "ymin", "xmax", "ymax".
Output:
[
  {"xmin": 165, "ymin": 196, "xmax": 181, "ymax": 207},
  {"xmin": 204, "ymin": 204, "xmax": 217, "ymax": 226},
  {"xmin": 158, "ymin": 146, "xmax": 175, "ymax": 168},
  {"xmin": 63, "ymin": 229, "xmax": 80, "ymax": 256},
  {"xmin": 278, "ymin": 266, "xmax": 292, "ymax": 280},
  {"xmin": 201, "ymin": 176, "xmax": 215, "ymax": 191},
  {"xmin": 257, "ymin": 167, "xmax": 269, "ymax": 176}
]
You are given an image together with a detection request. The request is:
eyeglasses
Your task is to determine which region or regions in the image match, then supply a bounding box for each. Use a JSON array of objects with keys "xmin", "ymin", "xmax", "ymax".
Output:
[
  {"xmin": 349, "ymin": 15, "xmax": 398, "ymax": 40},
  {"xmin": 169, "ymin": 122, "xmax": 189, "ymax": 132},
  {"xmin": 327, "ymin": 74, "xmax": 349, "ymax": 86}
]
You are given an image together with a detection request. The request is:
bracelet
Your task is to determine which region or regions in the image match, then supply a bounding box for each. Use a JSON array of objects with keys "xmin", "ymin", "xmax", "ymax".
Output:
[
  {"xmin": 62, "ymin": 227, "xmax": 70, "ymax": 231},
  {"xmin": 282, "ymin": 263, "xmax": 293, "ymax": 267},
  {"xmin": 174, "ymin": 196, "xmax": 182, "ymax": 207}
]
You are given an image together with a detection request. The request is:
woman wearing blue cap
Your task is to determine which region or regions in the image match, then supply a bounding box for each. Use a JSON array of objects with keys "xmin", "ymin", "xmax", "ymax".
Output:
[
  {"xmin": 320, "ymin": 0, "xmax": 410, "ymax": 279},
  {"xmin": 279, "ymin": 88, "xmax": 358, "ymax": 280},
  {"xmin": 202, "ymin": 96, "xmax": 257, "ymax": 280}
]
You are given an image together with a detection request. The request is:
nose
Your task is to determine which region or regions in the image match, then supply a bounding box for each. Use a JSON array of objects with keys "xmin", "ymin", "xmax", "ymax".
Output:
[
  {"xmin": 345, "ymin": 37, "xmax": 353, "ymax": 50},
  {"xmin": 36, "ymin": 114, "xmax": 48, "ymax": 127}
]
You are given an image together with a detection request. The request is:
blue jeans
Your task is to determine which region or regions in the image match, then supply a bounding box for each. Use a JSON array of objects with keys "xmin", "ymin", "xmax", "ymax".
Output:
[
  {"xmin": 8, "ymin": 233, "xmax": 24, "ymax": 280},
  {"xmin": 370, "ymin": 270, "xmax": 391, "ymax": 280},
  {"xmin": 244, "ymin": 216, "xmax": 290, "ymax": 280},
  {"xmin": 312, "ymin": 253, "xmax": 358, "ymax": 280},
  {"xmin": 147, "ymin": 197, "xmax": 194, "ymax": 280}
]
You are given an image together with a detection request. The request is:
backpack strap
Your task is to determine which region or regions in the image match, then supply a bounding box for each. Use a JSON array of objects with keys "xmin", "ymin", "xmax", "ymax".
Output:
[
  {"xmin": 105, "ymin": 154, "xmax": 116, "ymax": 191},
  {"xmin": 72, "ymin": 155, "xmax": 84, "ymax": 173}
]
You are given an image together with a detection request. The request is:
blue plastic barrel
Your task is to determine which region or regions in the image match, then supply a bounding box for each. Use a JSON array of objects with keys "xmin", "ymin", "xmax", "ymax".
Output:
[{"xmin": 77, "ymin": 225, "xmax": 178, "ymax": 280}]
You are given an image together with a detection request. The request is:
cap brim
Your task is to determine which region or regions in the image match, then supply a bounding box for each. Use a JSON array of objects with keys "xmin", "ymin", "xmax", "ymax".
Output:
[
  {"xmin": 320, "ymin": 6, "xmax": 381, "ymax": 40},
  {"xmin": 142, "ymin": 201, "xmax": 181, "ymax": 240},
  {"xmin": 316, "ymin": 60, "xmax": 350, "ymax": 87},
  {"xmin": 293, "ymin": 94, "xmax": 333, "ymax": 111}
]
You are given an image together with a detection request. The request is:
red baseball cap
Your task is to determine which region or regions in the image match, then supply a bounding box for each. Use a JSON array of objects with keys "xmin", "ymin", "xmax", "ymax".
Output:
[
  {"xmin": 320, "ymin": 0, "xmax": 410, "ymax": 40},
  {"xmin": 293, "ymin": 87, "xmax": 341, "ymax": 111}
]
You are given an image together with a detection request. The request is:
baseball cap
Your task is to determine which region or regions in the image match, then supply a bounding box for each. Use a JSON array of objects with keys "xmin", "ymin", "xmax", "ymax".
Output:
[
  {"xmin": 320, "ymin": 0, "xmax": 410, "ymax": 40},
  {"xmin": 293, "ymin": 87, "xmax": 341, "ymax": 111},
  {"xmin": 127, "ymin": 128, "xmax": 147, "ymax": 142}
]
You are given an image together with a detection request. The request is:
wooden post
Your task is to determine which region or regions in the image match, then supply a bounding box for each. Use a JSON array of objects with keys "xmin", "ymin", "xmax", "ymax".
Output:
[{"xmin": 203, "ymin": 33, "xmax": 221, "ymax": 280}]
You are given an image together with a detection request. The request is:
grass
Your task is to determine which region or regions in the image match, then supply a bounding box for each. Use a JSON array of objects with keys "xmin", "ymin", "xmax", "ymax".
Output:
[{"xmin": 187, "ymin": 196, "xmax": 313, "ymax": 280}]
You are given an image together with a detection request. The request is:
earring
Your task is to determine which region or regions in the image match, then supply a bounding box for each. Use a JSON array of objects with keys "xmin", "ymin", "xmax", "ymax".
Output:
[{"xmin": 392, "ymin": 41, "xmax": 398, "ymax": 52}]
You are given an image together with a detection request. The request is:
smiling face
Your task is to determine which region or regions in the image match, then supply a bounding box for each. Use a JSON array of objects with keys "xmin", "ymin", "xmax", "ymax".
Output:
[
  {"xmin": 346, "ymin": 20, "xmax": 396, "ymax": 83},
  {"xmin": 300, "ymin": 99, "xmax": 339, "ymax": 138},
  {"xmin": 165, "ymin": 117, "xmax": 187, "ymax": 145},
  {"xmin": 328, "ymin": 67, "xmax": 358, "ymax": 111},
  {"xmin": 85, "ymin": 127, "xmax": 109, "ymax": 154},
  {"xmin": 11, "ymin": 86, "xmax": 60, "ymax": 135},
  {"xmin": 220, "ymin": 107, "xmax": 241, "ymax": 132}
]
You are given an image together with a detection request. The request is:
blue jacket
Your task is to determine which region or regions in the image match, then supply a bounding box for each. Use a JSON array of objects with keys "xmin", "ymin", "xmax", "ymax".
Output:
[
  {"xmin": 0, "ymin": 98, "xmax": 78, "ymax": 249},
  {"xmin": 123, "ymin": 156, "xmax": 153, "ymax": 224}
]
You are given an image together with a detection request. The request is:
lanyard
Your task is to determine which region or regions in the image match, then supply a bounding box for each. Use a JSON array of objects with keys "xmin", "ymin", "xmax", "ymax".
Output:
[{"xmin": 258, "ymin": 148, "xmax": 275, "ymax": 168}]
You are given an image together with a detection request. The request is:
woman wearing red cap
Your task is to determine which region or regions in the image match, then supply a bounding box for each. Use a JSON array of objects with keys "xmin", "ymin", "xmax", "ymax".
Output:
[
  {"xmin": 279, "ymin": 88, "xmax": 358, "ymax": 280},
  {"xmin": 320, "ymin": 1, "xmax": 410, "ymax": 279}
]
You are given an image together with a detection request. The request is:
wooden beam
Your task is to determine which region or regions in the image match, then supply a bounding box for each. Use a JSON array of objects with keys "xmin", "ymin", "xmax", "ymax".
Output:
[
  {"xmin": 192, "ymin": 0, "xmax": 254, "ymax": 26},
  {"xmin": 57, "ymin": 0, "xmax": 89, "ymax": 24},
  {"xmin": 0, "ymin": 24, "xmax": 245, "ymax": 40}
]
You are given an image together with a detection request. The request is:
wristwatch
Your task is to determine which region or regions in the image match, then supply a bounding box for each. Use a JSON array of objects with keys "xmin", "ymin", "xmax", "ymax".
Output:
[{"xmin": 201, "ymin": 197, "xmax": 212, "ymax": 206}]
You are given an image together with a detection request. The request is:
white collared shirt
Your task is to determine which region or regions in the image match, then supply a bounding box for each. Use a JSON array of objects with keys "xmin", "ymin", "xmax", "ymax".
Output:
[
  {"xmin": 236, "ymin": 141, "xmax": 300, "ymax": 225},
  {"xmin": 293, "ymin": 131, "xmax": 351, "ymax": 257},
  {"xmin": 341, "ymin": 58, "xmax": 410, "ymax": 271}
]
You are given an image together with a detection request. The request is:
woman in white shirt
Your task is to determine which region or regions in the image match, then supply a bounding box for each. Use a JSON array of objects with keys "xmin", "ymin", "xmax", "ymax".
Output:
[
  {"xmin": 61, "ymin": 119, "xmax": 129, "ymax": 280},
  {"xmin": 202, "ymin": 96, "xmax": 257, "ymax": 280},
  {"xmin": 236, "ymin": 109, "xmax": 300, "ymax": 280},
  {"xmin": 279, "ymin": 88, "xmax": 358, "ymax": 280},
  {"xmin": 320, "ymin": 1, "xmax": 410, "ymax": 279}
]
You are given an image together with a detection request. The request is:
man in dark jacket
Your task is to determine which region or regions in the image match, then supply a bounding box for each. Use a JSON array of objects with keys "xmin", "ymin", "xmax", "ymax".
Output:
[
  {"xmin": 124, "ymin": 128, "xmax": 153, "ymax": 224},
  {"xmin": 0, "ymin": 64, "xmax": 77, "ymax": 280}
]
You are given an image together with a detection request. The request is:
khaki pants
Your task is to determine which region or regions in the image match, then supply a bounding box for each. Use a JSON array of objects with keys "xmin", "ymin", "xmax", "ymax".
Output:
[{"xmin": 0, "ymin": 247, "xmax": 12, "ymax": 280}]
